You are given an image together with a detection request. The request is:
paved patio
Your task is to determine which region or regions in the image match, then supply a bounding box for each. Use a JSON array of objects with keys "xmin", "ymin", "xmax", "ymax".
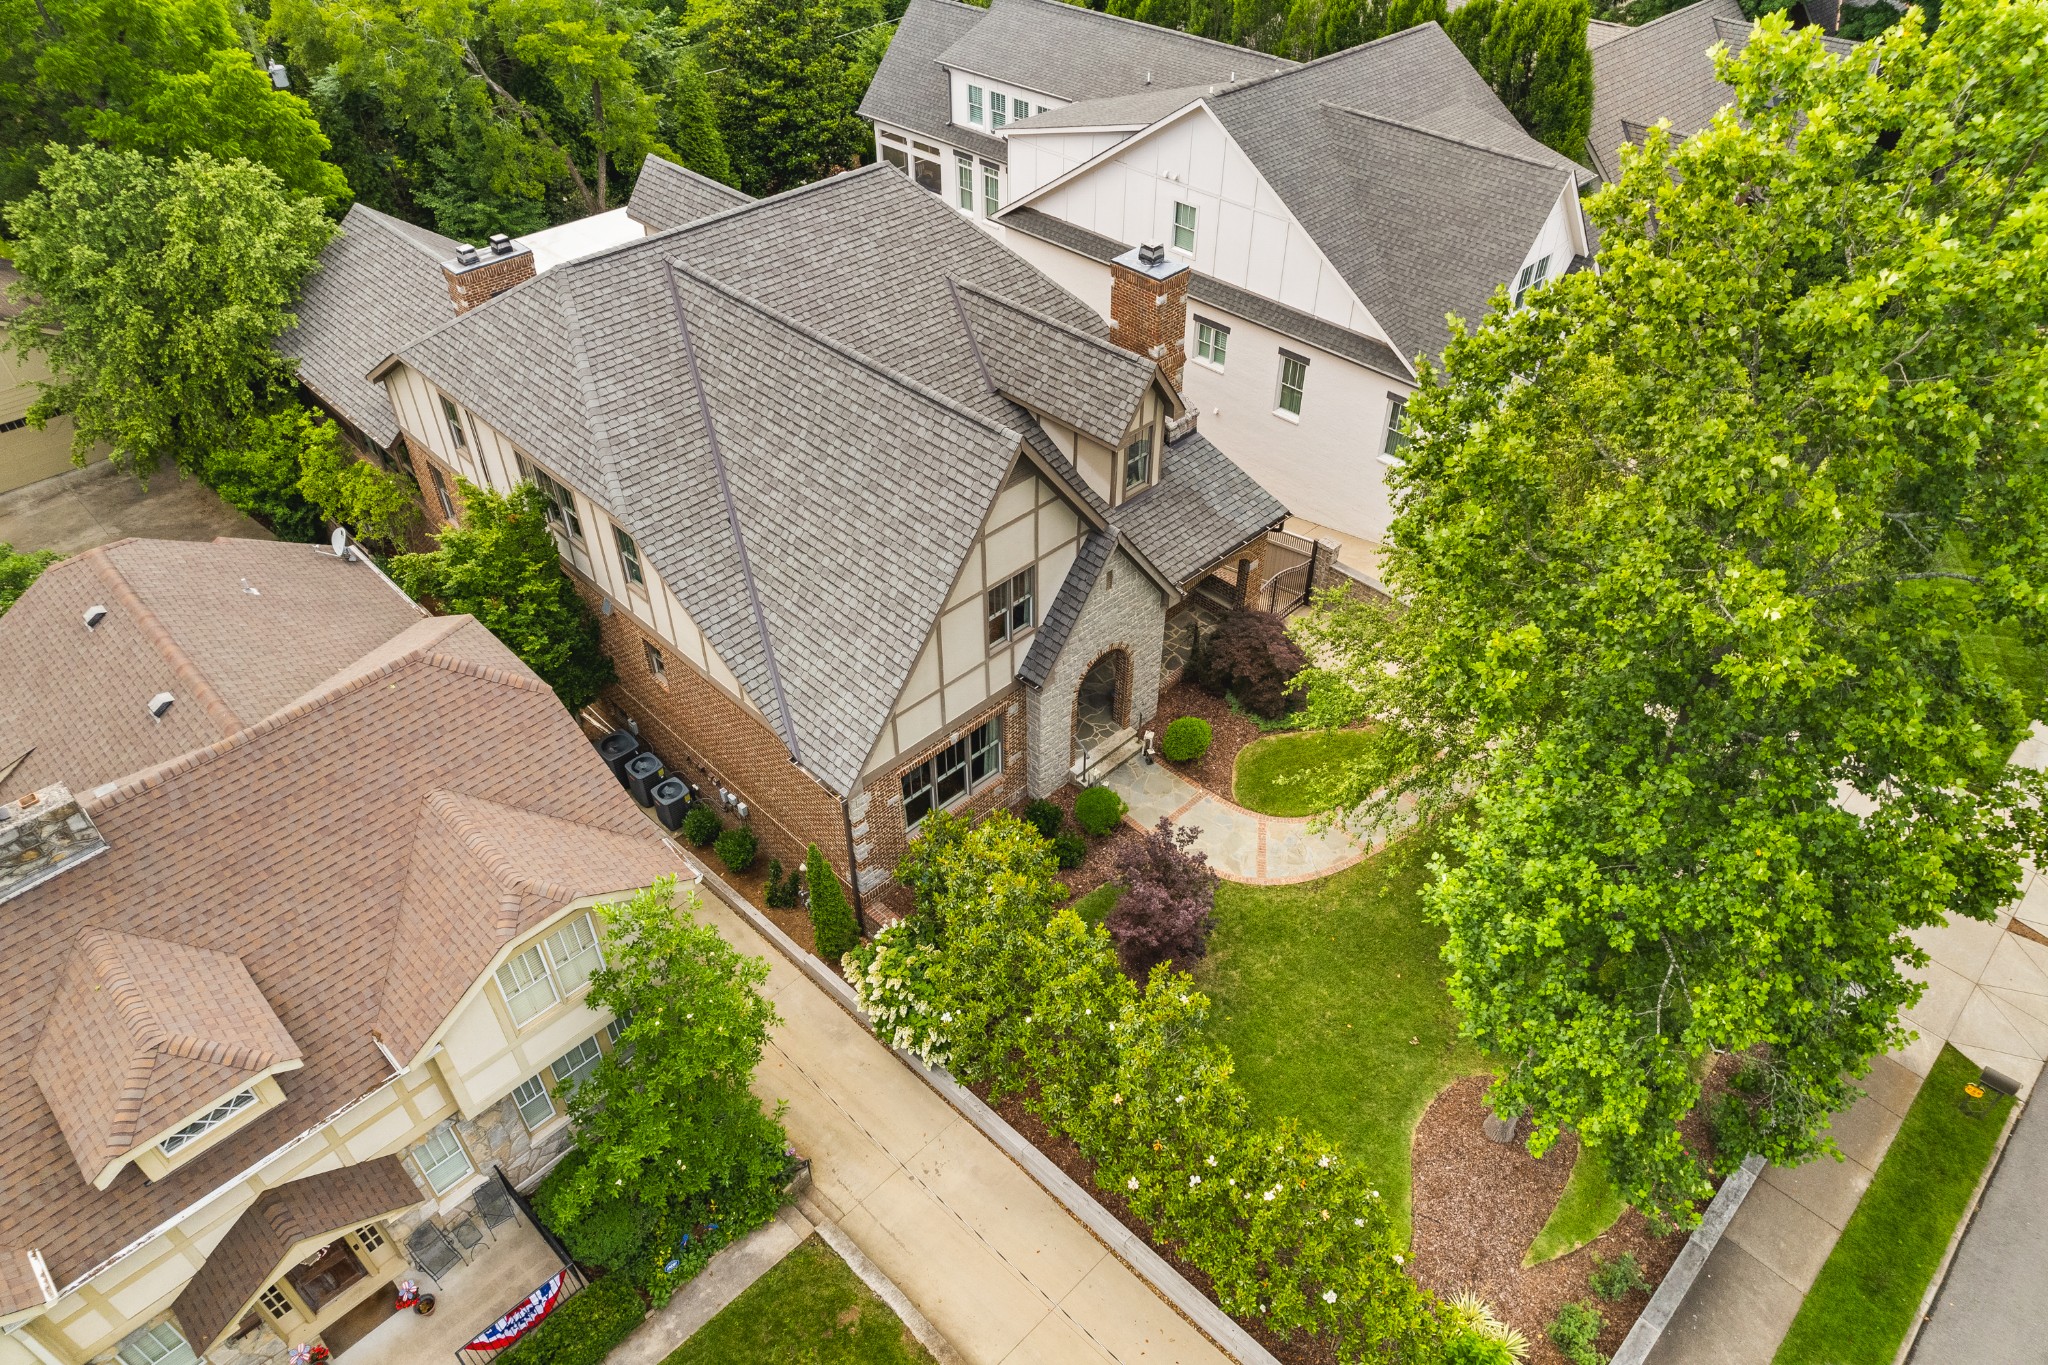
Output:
[
  {"xmin": 0, "ymin": 457, "xmax": 269, "ymax": 555},
  {"xmin": 339, "ymin": 1211, "xmax": 564, "ymax": 1365}
]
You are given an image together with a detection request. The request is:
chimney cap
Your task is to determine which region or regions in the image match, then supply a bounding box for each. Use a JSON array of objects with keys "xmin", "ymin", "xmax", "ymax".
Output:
[
  {"xmin": 489, "ymin": 233, "xmax": 513, "ymax": 254},
  {"xmin": 1114, "ymin": 242, "xmax": 1188, "ymax": 282},
  {"xmin": 454, "ymin": 243, "xmax": 480, "ymax": 266}
]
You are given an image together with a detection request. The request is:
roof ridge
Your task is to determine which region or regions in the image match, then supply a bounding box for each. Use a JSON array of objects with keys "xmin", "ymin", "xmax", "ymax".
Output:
[
  {"xmin": 347, "ymin": 204, "xmax": 457, "ymax": 263},
  {"xmin": 552, "ymin": 268, "xmax": 635, "ymax": 517},
  {"xmin": 1211, "ymin": 20, "xmax": 1438, "ymax": 100},
  {"xmin": 82, "ymin": 546, "xmax": 244, "ymax": 737},
  {"xmin": 1598, "ymin": 0, "xmax": 1741, "ymax": 43},
  {"xmin": 1318, "ymin": 100, "xmax": 1579, "ymax": 175},
  {"xmin": 992, "ymin": 0, "xmax": 1300, "ymax": 67},
  {"xmin": 420, "ymin": 789, "xmax": 588, "ymax": 906},
  {"xmin": 953, "ymin": 279, "xmax": 1154, "ymax": 370}
]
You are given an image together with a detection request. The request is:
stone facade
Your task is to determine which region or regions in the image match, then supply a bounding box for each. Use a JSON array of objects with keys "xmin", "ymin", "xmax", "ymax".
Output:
[{"xmin": 1024, "ymin": 547, "xmax": 1167, "ymax": 798}]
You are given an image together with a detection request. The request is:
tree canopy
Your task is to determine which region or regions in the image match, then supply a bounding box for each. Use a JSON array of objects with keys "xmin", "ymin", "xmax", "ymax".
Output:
[
  {"xmin": 1290, "ymin": 0, "xmax": 2048, "ymax": 1223},
  {"xmin": 707, "ymin": 0, "xmax": 885, "ymax": 195},
  {"xmin": 0, "ymin": 542, "xmax": 61, "ymax": 615},
  {"xmin": 1443, "ymin": 0, "xmax": 1592, "ymax": 158}
]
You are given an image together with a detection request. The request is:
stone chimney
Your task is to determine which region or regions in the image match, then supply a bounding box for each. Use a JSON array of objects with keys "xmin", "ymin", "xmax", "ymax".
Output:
[
  {"xmin": 0, "ymin": 785, "xmax": 108, "ymax": 905},
  {"xmin": 443, "ymin": 233, "xmax": 536, "ymax": 313},
  {"xmin": 1109, "ymin": 242, "xmax": 1191, "ymax": 390}
]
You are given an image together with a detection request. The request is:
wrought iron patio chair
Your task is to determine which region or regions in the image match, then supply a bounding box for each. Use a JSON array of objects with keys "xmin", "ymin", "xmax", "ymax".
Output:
[
  {"xmin": 406, "ymin": 1221, "xmax": 463, "ymax": 1285},
  {"xmin": 473, "ymin": 1176, "xmax": 519, "ymax": 1233},
  {"xmin": 446, "ymin": 1212, "xmax": 487, "ymax": 1260}
]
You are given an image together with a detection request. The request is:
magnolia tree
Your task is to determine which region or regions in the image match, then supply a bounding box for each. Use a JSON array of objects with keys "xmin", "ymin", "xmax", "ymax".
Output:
[{"xmin": 1290, "ymin": 0, "xmax": 2048, "ymax": 1222}]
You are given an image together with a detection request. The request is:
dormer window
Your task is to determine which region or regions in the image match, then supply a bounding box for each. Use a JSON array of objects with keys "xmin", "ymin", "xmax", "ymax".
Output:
[
  {"xmin": 967, "ymin": 84, "xmax": 984, "ymax": 123},
  {"xmin": 159, "ymin": 1088, "xmax": 258, "ymax": 1156},
  {"xmin": 1514, "ymin": 255, "xmax": 1552, "ymax": 308},
  {"xmin": 1124, "ymin": 435, "xmax": 1154, "ymax": 492}
]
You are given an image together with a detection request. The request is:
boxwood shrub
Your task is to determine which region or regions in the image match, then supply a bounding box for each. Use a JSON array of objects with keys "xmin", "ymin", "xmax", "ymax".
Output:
[
  {"xmin": 1072, "ymin": 785, "xmax": 1127, "ymax": 836},
  {"xmin": 1159, "ymin": 716, "xmax": 1212, "ymax": 763},
  {"xmin": 680, "ymin": 803, "xmax": 721, "ymax": 847},
  {"xmin": 713, "ymin": 825, "xmax": 757, "ymax": 873},
  {"xmin": 1022, "ymin": 798, "xmax": 1065, "ymax": 840},
  {"xmin": 1052, "ymin": 831, "xmax": 1087, "ymax": 869}
]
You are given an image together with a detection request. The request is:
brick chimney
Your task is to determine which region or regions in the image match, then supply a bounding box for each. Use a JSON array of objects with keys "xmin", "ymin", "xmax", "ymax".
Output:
[
  {"xmin": 442, "ymin": 233, "xmax": 536, "ymax": 313},
  {"xmin": 1109, "ymin": 242, "xmax": 1191, "ymax": 390}
]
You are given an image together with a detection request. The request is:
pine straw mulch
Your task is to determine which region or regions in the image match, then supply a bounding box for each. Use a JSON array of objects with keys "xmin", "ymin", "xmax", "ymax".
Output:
[
  {"xmin": 1409, "ymin": 1069, "xmax": 1731, "ymax": 1364},
  {"xmin": 1151, "ymin": 679, "xmax": 1267, "ymax": 805}
]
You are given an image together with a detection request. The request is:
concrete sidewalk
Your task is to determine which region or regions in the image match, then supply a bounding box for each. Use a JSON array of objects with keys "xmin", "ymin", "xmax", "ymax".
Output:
[
  {"xmin": 0, "ymin": 457, "xmax": 268, "ymax": 554},
  {"xmin": 1908, "ymin": 1093, "xmax": 2046, "ymax": 1362},
  {"xmin": 685, "ymin": 871, "xmax": 1233, "ymax": 1365}
]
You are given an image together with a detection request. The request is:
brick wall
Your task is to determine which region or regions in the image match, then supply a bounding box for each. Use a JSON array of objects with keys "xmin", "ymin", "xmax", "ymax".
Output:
[
  {"xmin": 442, "ymin": 247, "xmax": 536, "ymax": 314},
  {"xmin": 1109, "ymin": 257, "xmax": 1191, "ymax": 390},
  {"xmin": 402, "ymin": 433, "xmax": 465, "ymax": 536}
]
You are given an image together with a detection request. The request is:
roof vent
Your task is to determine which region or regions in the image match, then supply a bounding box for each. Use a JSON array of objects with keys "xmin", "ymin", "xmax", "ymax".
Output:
[
  {"xmin": 1137, "ymin": 242, "xmax": 1166, "ymax": 268},
  {"xmin": 147, "ymin": 692, "xmax": 175, "ymax": 721},
  {"xmin": 83, "ymin": 605, "xmax": 107, "ymax": 630},
  {"xmin": 489, "ymin": 233, "xmax": 514, "ymax": 256},
  {"xmin": 454, "ymin": 243, "xmax": 480, "ymax": 266}
]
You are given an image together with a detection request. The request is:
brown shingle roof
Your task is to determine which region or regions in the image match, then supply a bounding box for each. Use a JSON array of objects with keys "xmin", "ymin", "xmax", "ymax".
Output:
[
  {"xmin": 0, "ymin": 1247, "xmax": 54, "ymax": 1317},
  {"xmin": 171, "ymin": 1157, "xmax": 422, "ymax": 1352},
  {"xmin": 0, "ymin": 542, "xmax": 680, "ymax": 1289},
  {"xmin": 30, "ymin": 930, "xmax": 303, "ymax": 1187}
]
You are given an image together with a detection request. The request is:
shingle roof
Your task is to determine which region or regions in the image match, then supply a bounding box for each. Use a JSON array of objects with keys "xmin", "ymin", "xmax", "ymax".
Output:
[
  {"xmin": 31, "ymin": 930, "xmax": 303, "ymax": 1187},
  {"xmin": 394, "ymin": 166, "xmax": 1199, "ymax": 792},
  {"xmin": 1202, "ymin": 23, "xmax": 1592, "ymax": 364},
  {"xmin": 172, "ymin": 1157, "xmax": 422, "ymax": 1352},
  {"xmin": 1005, "ymin": 84, "xmax": 1212, "ymax": 132},
  {"xmin": 999, "ymin": 207, "xmax": 1409, "ymax": 378},
  {"xmin": 0, "ymin": 542, "xmax": 677, "ymax": 1287},
  {"xmin": 1586, "ymin": 0, "xmax": 1855, "ymax": 180},
  {"xmin": 937, "ymin": 0, "xmax": 1291, "ymax": 105},
  {"xmin": 1108, "ymin": 428, "xmax": 1286, "ymax": 586},
  {"xmin": 858, "ymin": 0, "xmax": 1007, "ymax": 162},
  {"xmin": 0, "ymin": 538, "xmax": 426, "ymax": 804},
  {"xmin": 0, "ymin": 1248, "xmax": 53, "ymax": 1317},
  {"xmin": 278, "ymin": 205, "xmax": 458, "ymax": 449},
  {"xmin": 1020, "ymin": 528, "xmax": 1117, "ymax": 689},
  {"xmin": 953, "ymin": 280, "xmax": 1160, "ymax": 448},
  {"xmin": 624, "ymin": 153, "xmax": 753, "ymax": 232}
]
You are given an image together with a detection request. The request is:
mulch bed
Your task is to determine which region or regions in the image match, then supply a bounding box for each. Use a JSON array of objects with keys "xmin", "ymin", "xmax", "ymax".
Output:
[
  {"xmin": 1151, "ymin": 680, "xmax": 1266, "ymax": 806},
  {"xmin": 704, "ymin": 851, "xmax": 822, "ymax": 958},
  {"xmin": 1409, "ymin": 1069, "xmax": 1731, "ymax": 1363}
]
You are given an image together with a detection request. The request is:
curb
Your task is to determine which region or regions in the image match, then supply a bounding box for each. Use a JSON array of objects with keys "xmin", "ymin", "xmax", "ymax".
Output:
[
  {"xmin": 800, "ymin": 1196, "xmax": 966, "ymax": 1365},
  {"xmin": 685, "ymin": 856, "xmax": 1283, "ymax": 1365},
  {"xmin": 1611, "ymin": 1154, "xmax": 1766, "ymax": 1365}
]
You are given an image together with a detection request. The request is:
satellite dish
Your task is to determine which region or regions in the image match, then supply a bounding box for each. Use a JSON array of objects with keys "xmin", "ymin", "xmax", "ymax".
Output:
[{"xmin": 330, "ymin": 526, "xmax": 349, "ymax": 556}]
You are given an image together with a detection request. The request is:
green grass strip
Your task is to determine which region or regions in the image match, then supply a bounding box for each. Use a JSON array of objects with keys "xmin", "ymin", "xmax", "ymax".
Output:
[
  {"xmin": 1525, "ymin": 1143, "xmax": 1625, "ymax": 1266},
  {"xmin": 662, "ymin": 1235, "xmax": 936, "ymax": 1365},
  {"xmin": 1231, "ymin": 728, "xmax": 1393, "ymax": 818},
  {"xmin": 1069, "ymin": 882, "xmax": 1124, "ymax": 927},
  {"xmin": 1772, "ymin": 1044, "xmax": 2014, "ymax": 1365}
]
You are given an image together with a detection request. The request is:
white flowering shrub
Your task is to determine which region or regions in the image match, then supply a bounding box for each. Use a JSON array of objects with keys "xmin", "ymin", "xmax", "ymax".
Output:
[{"xmin": 843, "ymin": 921, "xmax": 951, "ymax": 1068}]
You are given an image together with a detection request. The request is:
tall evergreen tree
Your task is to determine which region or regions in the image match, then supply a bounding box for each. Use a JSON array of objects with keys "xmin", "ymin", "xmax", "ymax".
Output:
[
  {"xmin": 1445, "ymin": 0, "xmax": 1593, "ymax": 157},
  {"xmin": 707, "ymin": 0, "xmax": 881, "ymax": 195},
  {"xmin": 664, "ymin": 52, "xmax": 731, "ymax": 185}
]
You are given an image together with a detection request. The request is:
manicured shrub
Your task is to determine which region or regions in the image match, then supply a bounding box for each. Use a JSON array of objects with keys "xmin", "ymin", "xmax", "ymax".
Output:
[
  {"xmin": 806, "ymin": 844, "xmax": 860, "ymax": 962},
  {"xmin": 1590, "ymin": 1250, "xmax": 1649, "ymax": 1301},
  {"xmin": 713, "ymin": 826, "xmax": 757, "ymax": 873},
  {"xmin": 1052, "ymin": 831, "xmax": 1087, "ymax": 869},
  {"xmin": 764, "ymin": 858, "xmax": 802, "ymax": 909},
  {"xmin": 1199, "ymin": 608, "xmax": 1306, "ymax": 719},
  {"xmin": 495, "ymin": 1273, "xmax": 644, "ymax": 1365},
  {"xmin": 550, "ymin": 1193, "xmax": 655, "ymax": 1271},
  {"xmin": 1106, "ymin": 818, "xmax": 1216, "ymax": 974},
  {"xmin": 1072, "ymin": 784, "xmax": 1127, "ymax": 836},
  {"xmin": 843, "ymin": 919, "xmax": 949, "ymax": 1067},
  {"xmin": 1159, "ymin": 716, "xmax": 1213, "ymax": 763},
  {"xmin": 1547, "ymin": 1301, "xmax": 1605, "ymax": 1365},
  {"xmin": 1023, "ymin": 798, "xmax": 1065, "ymax": 841},
  {"xmin": 680, "ymin": 803, "xmax": 721, "ymax": 847}
]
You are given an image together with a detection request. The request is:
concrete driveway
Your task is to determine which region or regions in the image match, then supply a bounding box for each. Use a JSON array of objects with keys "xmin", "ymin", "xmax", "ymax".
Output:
[{"xmin": 0, "ymin": 458, "xmax": 270, "ymax": 555}]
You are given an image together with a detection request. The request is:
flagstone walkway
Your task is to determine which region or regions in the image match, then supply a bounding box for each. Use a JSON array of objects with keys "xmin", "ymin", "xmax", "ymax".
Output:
[{"xmin": 1099, "ymin": 754, "xmax": 1407, "ymax": 885}]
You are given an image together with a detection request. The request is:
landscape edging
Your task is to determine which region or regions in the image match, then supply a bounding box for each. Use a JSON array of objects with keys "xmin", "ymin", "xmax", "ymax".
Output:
[
  {"xmin": 1610, "ymin": 1154, "xmax": 1767, "ymax": 1365},
  {"xmin": 686, "ymin": 856, "xmax": 1285, "ymax": 1365}
]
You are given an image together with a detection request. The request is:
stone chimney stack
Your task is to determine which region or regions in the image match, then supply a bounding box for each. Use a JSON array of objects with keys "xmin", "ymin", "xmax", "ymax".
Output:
[
  {"xmin": 1108, "ymin": 242, "xmax": 1191, "ymax": 390},
  {"xmin": 443, "ymin": 233, "xmax": 536, "ymax": 313}
]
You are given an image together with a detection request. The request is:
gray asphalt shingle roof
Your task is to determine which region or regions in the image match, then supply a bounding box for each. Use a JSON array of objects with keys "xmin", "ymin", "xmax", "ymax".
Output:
[
  {"xmin": 953, "ymin": 280, "xmax": 1159, "ymax": 449},
  {"xmin": 1010, "ymin": 84, "xmax": 1214, "ymax": 132},
  {"xmin": 278, "ymin": 204, "xmax": 458, "ymax": 449},
  {"xmin": 938, "ymin": 0, "xmax": 1291, "ymax": 104},
  {"xmin": 859, "ymin": 0, "xmax": 1007, "ymax": 162},
  {"xmin": 1107, "ymin": 427, "xmax": 1286, "ymax": 587},
  {"xmin": 624, "ymin": 153, "xmax": 752, "ymax": 231}
]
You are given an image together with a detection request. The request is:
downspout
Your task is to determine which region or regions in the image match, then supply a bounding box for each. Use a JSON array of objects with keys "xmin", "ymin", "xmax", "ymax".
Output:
[{"xmin": 839, "ymin": 796, "xmax": 868, "ymax": 935}]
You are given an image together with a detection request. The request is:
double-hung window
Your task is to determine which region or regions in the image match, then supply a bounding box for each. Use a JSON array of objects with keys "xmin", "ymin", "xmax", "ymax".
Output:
[
  {"xmin": 1277, "ymin": 351, "xmax": 1308, "ymax": 416},
  {"xmin": 520, "ymin": 457, "xmax": 583, "ymax": 540},
  {"xmin": 1381, "ymin": 394, "xmax": 1412, "ymax": 463},
  {"xmin": 614, "ymin": 525, "xmax": 644, "ymax": 587},
  {"xmin": 1195, "ymin": 318, "xmax": 1228, "ymax": 368},
  {"xmin": 1124, "ymin": 435, "xmax": 1153, "ymax": 492},
  {"xmin": 957, "ymin": 158, "xmax": 975, "ymax": 211},
  {"xmin": 1514, "ymin": 255, "xmax": 1551, "ymax": 308},
  {"xmin": 1172, "ymin": 201, "xmax": 1197, "ymax": 252},
  {"xmin": 878, "ymin": 128, "xmax": 908, "ymax": 172},
  {"xmin": 982, "ymin": 161, "xmax": 1000, "ymax": 217},
  {"xmin": 159, "ymin": 1087, "xmax": 258, "ymax": 1156},
  {"xmin": 511, "ymin": 1075, "xmax": 555, "ymax": 1130},
  {"xmin": 430, "ymin": 467, "xmax": 456, "ymax": 521},
  {"xmin": 495, "ymin": 912, "xmax": 604, "ymax": 1026},
  {"xmin": 439, "ymin": 396, "xmax": 468, "ymax": 450},
  {"xmin": 412, "ymin": 1126, "xmax": 473, "ymax": 1194},
  {"xmin": 989, "ymin": 91, "xmax": 1007, "ymax": 128},
  {"xmin": 117, "ymin": 1324, "xmax": 198, "ymax": 1365},
  {"xmin": 551, "ymin": 1036, "xmax": 603, "ymax": 1091},
  {"xmin": 967, "ymin": 84, "xmax": 984, "ymax": 123},
  {"xmin": 986, "ymin": 567, "xmax": 1035, "ymax": 645},
  {"xmin": 968, "ymin": 717, "xmax": 1001, "ymax": 785},
  {"xmin": 900, "ymin": 718, "xmax": 1006, "ymax": 829}
]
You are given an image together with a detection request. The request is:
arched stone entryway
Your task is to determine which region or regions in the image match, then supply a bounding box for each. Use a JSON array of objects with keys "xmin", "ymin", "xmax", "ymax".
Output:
[{"xmin": 1073, "ymin": 647, "xmax": 1131, "ymax": 760}]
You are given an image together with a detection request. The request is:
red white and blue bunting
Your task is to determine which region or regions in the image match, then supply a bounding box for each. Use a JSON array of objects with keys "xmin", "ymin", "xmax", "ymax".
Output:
[{"xmin": 462, "ymin": 1271, "xmax": 567, "ymax": 1352}]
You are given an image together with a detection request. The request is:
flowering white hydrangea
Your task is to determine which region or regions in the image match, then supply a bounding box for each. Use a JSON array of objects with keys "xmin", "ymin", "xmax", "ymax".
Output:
[
  {"xmin": 1322, "ymin": 1290, "xmax": 1337, "ymax": 1304},
  {"xmin": 843, "ymin": 922, "xmax": 950, "ymax": 1068}
]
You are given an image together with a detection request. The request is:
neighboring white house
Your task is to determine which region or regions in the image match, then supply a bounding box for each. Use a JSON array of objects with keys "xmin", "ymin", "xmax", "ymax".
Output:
[{"xmin": 863, "ymin": 0, "xmax": 1598, "ymax": 567}]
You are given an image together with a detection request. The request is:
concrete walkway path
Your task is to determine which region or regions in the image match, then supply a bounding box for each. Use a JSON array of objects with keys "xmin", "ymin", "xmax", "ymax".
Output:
[
  {"xmin": 0, "ymin": 457, "xmax": 268, "ymax": 555},
  {"xmin": 1100, "ymin": 754, "xmax": 1405, "ymax": 885},
  {"xmin": 684, "ymin": 866, "xmax": 1233, "ymax": 1365},
  {"xmin": 1909, "ymin": 1089, "xmax": 2047, "ymax": 1362}
]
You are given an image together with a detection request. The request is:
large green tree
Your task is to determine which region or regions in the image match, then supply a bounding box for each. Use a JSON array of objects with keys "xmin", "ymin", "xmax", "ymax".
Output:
[
  {"xmin": 0, "ymin": 0, "xmax": 347, "ymax": 207},
  {"xmin": 0, "ymin": 542, "xmax": 61, "ymax": 615},
  {"xmin": 1444, "ymin": 0, "xmax": 1592, "ymax": 157},
  {"xmin": 2, "ymin": 145, "xmax": 336, "ymax": 480},
  {"xmin": 388, "ymin": 479, "xmax": 617, "ymax": 711},
  {"xmin": 706, "ymin": 0, "xmax": 882, "ymax": 195},
  {"xmin": 1290, "ymin": 0, "xmax": 2048, "ymax": 1223}
]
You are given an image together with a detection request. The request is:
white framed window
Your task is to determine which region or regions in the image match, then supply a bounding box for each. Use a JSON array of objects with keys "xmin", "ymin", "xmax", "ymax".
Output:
[
  {"xmin": 551, "ymin": 1036, "xmax": 603, "ymax": 1090},
  {"xmin": 117, "ymin": 1323, "xmax": 198, "ymax": 1365},
  {"xmin": 495, "ymin": 944, "xmax": 559, "ymax": 1026},
  {"xmin": 957, "ymin": 158, "xmax": 974, "ymax": 211},
  {"xmin": 430, "ymin": 466, "xmax": 456, "ymax": 521},
  {"xmin": 1172, "ymin": 201, "xmax": 1196, "ymax": 252},
  {"xmin": 259, "ymin": 1285, "xmax": 292, "ymax": 1320},
  {"xmin": 520, "ymin": 457, "xmax": 584, "ymax": 541},
  {"xmin": 989, "ymin": 91, "xmax": 1007, "ymax": 128},
  {"xmin": 1380, "ymin": 394, "xmax": 1412, "ymax": 464},
  {"xmin": 1514, "ymin": 255, "xmax": 1552, "ymax": 308},
  {"xmin": 1277, "ymin": 351, "xmax": 1308, "ymax": 417},
  {"xmin": 613, "ymin": 525, "xmax": 645, "ymax": 587},
  {"xmin": 1195, "ymin": 318, "xmax": 1228, "ymax": 368},
  {"xmin": 982, "ymin": 161, "xmax": 1000, "ymax": 217},
  {"xmin": 986, "ymin": 567, "xmax": 1035, "ymax": 645},
  {"xmin": 643, "ymin": 639, "xmax": 668, "ymax": 686},
  {"xmin": 159, "ymin": 1087, "xmax": 257, "ymax": 1156},
  {"xmin": 412, "ymin": 1125, "xmax": 473, "ymax": 1194},
  {"xmin": 511, "ymin": 1075, "xmax": 555, "ymax": 1130},
  {"xmin": 439, "ymin": 395, "xmax": 468, "ymax": 450},
  {"xmin": 967, "ymin": 84, "xmax": 983, "ymax": 123},
  {"xmin": 605, "ymin": 1016, "xmax": 625, "ymax": 1046},
  {"xmin": 968, "ymin": 717, "xmax": 1001, "ymax": 785},
  {"xmin": 1124, "ymin": 435, "xmax": 1153, "ymax": 492},
  {"xmin": 901, "ymin": 717, "xmax": 1003, "ymax": 829},
  {"xmin": 543, "ymin": 913, "xmax": 604, "ymax": 994}
]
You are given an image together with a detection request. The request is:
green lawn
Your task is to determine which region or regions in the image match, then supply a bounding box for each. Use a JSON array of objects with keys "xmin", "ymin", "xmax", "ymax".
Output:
[
  {"xmin": 1069, "ymin": 882, "xmax": 1124, "ymax": 926},
  {"xmin": 1526, "ymin": 1144, "xmax": 1624, "ymax": 1265},
  {"xmin": 662, "ymin": 1236, "xmax": 936, "ymax": 1365},
  {"xmin": 1193, "ymin": 827, "xmax": 1486, "ymax": 1235},
  {"xmin": 1773, "ymin": 1045, "xmax": 2015, "ymax": 1365},
  {"xmin": 1232, "ymin": 728, "xmax": 1394, "ymax": 817}
]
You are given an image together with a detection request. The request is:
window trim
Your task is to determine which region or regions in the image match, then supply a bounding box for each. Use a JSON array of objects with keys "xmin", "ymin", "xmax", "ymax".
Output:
[
  {"xmin": 159, "ymin": 1087, "xmax": 259, "ymax": 1156},
  {"xmin": 494, "ymin": 911, "xmax": 604, "ymax": 1028},
  {"xmin": 1276, "ymin": 350, "xmax": 1308, "ymax": 418},
  {"xmin": 901, "ymin": 717, "xmax": 1004, "ymax": 830},
  {"xmin": 116, "ymin": 1323, "xmax": 198, "ymax": 1365},
  {"xmin": 430, "ymin": 466, "xmax": 456, "ymax": 521},
  {"xmin": 989, "ymin": 90, "xmax": 1007, "ymax": 128},
  {"xmin": 1194, "ymin": 316, "xmax": 1229, "ymax": 370},
  {"xmin": 985, "ymin": 567, "xmax": 1036, "ymax": 646},
  {"xmin": 967, "ymin": 84, "xmax": 983, "ymax": 123},
  {"xmin": 439, "ymin": 395, "xmax": 468, "ymax": 451},
  {"xmin": 1514, "ymin": 254, "xmax": 1552, "ymax": 308},
  {"xmin": 1123, "ymin": 434, "xmax": 1154, "ymax": 493},
  {"xmin": 643, "ymin": 638, "xmax": 668, "ymax": 686},
  {"xmin": 956, "ymin": 157, "xmax": 975, "ymax": 211},
  {"xmin": 1172, "ymin": 201, "xmax": 1197, "ymax": 253},
  {"xmin": 519, "ymin": 456, "xmax": 585, "ymax": 542},
  {"xmin": 412, "ymin": 1125, "xmax": 473, "ymax": 1195},
  {"xmin": 511, "ymin": 1075, "xmax": 556, "ymax": 1130},
  {"xmin": 550, "ymin": 1035, "xmax": 603, "ymax": 1091},
  {"xmin": 1380, "ymin": 392, "xmax": 1412, "ymax": 465},
  {"xmin": 981, "ymin": 161, "xmax": 1000, "ymax": 217},
  {"xmin": 613, "ymin": 525, "xmax": 645, "ymax": 588}
]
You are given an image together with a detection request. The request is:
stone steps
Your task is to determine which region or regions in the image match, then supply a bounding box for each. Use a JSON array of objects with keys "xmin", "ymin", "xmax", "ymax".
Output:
[{"xmin": 1074, "ymin": 726, "xmax": 1142, "ymax": 787}]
